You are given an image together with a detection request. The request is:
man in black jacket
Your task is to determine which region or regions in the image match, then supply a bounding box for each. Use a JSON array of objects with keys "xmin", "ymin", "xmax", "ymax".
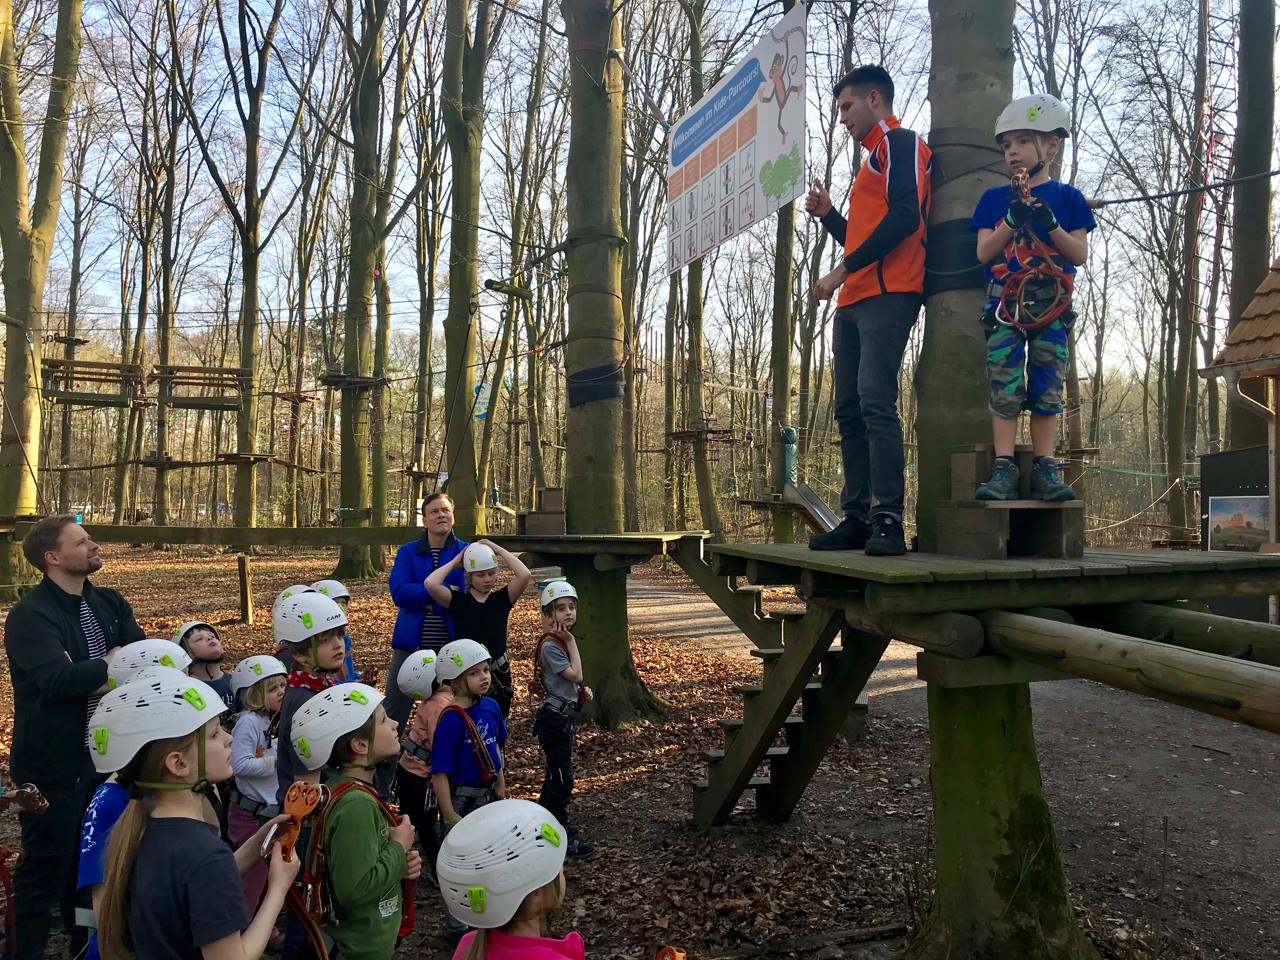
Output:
[{"xmin": 4, "ymin": 516, "xmax": 141, "ymax": 959}]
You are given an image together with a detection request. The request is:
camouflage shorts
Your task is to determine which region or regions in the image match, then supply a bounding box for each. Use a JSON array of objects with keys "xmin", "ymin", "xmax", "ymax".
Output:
[{"xmin": 982, "ymin": 309, "xmax": 1074, "ymax": 419}]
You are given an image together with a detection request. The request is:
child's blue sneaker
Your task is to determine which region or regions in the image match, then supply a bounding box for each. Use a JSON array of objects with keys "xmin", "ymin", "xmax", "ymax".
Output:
[
  {"xmin": 975, "ymin": 457, "xmax": 1020, "ymax": 501},
  {"xmin": 1031, "ymin": 456, "xmax": 1074, "ymax": 501}
]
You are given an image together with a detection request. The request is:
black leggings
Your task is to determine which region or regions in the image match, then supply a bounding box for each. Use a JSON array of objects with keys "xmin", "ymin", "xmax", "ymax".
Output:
[{"xmin": 394, "ymin": 766, "xmax": 440, "ymax": 879}]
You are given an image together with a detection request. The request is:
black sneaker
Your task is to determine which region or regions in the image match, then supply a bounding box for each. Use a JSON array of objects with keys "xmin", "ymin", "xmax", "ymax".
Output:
[
  {"xmin": 567, "ymin": 833, "xmax": 595, "ymax": 860},
  {"xmin": 864, "ymin": 515, "xmax": 906, "ymax": 556},
  {"xmin": 808, "ymin": 515, "xmax": 871, "ymax": 551}
]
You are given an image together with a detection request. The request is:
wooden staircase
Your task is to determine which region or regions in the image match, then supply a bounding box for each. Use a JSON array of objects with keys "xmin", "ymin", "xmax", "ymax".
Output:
[{"xmin": 671, "ymin": 538, "xmax": 888, "ymax": 827}]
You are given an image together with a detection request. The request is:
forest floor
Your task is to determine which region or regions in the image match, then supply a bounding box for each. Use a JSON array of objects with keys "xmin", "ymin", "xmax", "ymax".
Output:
[{"xmin": 1, "ymin": 547, "xmax": 1276, "ymax": 960}]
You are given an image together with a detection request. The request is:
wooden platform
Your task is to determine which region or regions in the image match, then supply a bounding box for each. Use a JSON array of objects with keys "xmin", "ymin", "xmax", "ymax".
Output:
[{"xmin": 707, "ymin": 543, "xmax": 1280, "ymax": 614}]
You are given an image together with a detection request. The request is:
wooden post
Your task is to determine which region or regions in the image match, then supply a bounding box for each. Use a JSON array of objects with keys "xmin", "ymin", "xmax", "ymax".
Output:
[
  {"xmin": 1075, "ymin": 601, "xmax": 1280, "ymax": 668},
  {"xmin": 237, "ymin": 554, "xmax": 254, "ymax": 625},
  {"xmin": 910, "ymin": 683, "xmax": 1098, "ymax": 960}
]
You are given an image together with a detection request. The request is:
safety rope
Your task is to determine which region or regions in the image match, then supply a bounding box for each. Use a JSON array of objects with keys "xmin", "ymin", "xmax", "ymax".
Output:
[{"xmin": 991, "ymin": 167, "xmax": 1073, "ymax": 333}]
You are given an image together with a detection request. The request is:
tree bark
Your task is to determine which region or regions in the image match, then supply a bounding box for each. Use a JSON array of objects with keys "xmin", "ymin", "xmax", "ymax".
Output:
[
  {"xmin": 0, "ymin": 0, "xmax": 82, "ymax": 593},
  {"xmin": 1225, "ymin": 0, "xmax": 1274, "ymax": 450},
  {"xmin": 560, "ymin": 0, "xmax": 661, "ymax": 726}
]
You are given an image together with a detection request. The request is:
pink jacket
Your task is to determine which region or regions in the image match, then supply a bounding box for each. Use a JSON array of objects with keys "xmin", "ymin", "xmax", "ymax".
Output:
[
  {"xmin": 453, "ymin": 930, "xmax": 585, "ymax": 959},
  {"xmin": 399, "ymin": 689, "xmax": 453, "ymax": 778}
]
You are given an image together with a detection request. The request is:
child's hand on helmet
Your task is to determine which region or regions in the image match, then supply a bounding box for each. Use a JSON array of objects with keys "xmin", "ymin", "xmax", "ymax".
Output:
[
  {"xmin": 404, "ymin": 848, "xmax": 423, "ymax": 880},
  {"xmin": 1028, "ymin": 200, "xmax": 1059, "ymax": 231}
]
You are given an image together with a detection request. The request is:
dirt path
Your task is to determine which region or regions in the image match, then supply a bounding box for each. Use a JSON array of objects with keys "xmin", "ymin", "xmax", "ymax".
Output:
[{"xmin": 627, "ymin": 569, "xmax": 1280, "ymax": 958}]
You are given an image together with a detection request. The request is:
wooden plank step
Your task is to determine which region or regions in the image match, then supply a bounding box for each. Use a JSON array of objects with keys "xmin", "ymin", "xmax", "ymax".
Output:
[
  {"xmin": 733, "ymin": 681, "xmax": 822, "ymax": 697},
  {"xmin": 704, "ymin": 746, "xmax": 789, "ymax": 762},
  {"xmin": 749, "ymin": 645, "xmax": 846, "ymax": 660},
  {"xmin": 693, "ymin": 775, "xmax": 770, "ymax": 793},
  {"xmin": 716, "ymin": 715, "xmax": 804, "ymax": 732}
]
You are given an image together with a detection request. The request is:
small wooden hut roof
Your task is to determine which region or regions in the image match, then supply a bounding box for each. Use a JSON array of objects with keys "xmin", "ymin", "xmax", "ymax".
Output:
[{"xmin": 1204, "ymin": 257, "xmax": 1280, "ymax": 379}]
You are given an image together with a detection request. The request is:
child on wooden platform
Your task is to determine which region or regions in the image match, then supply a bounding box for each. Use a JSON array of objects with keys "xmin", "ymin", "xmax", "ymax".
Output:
[
  {"xmin": 288, "ymin": 683, "xmax": 423, "ymax": 960},
  {"xmin": 174, "ymin": 620, "xmax": 235, "ymax": 711},
  {"xmin": 395, "ymin": 650, "xmax": 452, "ymax": 882},
  {"xmin": 437, "ymin": 799, "xmax": 584, "ymax": 960},
  {"xmin": 532, "ymin": 581, "xmax": 594, "ymax": 860},
  {"xmin": 90, "ymin": 670, "xmax": 298, "ymax": 960},
  {"xmin": 970, "ymin": 93, "xmax": 1095, "ymax": 502},
  {"xmin": 425, "ymin": 540, "xmax": 531, "ymax": 718},
  {"xmin": 311, "ymin": 578, "xmax": 364, "ymax": 683},
  {"xmin": 228, "ymin": 655, "xmax": 287, "ymax": 915},
  {"xmin": 77, "ymin": 643, "xmax": 193, "ymax": 960},
  {"xmin": 431, "ymin": 638, "xmax": 508, "ymax": 947}
]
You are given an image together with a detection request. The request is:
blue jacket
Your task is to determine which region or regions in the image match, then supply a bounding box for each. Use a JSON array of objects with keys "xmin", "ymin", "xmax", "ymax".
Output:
[{"xmin": 389, "ymin": 531, "xmax": 468, "ymax": 651}]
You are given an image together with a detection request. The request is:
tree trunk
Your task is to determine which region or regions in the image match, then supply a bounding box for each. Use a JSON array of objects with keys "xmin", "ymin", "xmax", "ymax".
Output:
[
  {"xmin": 560, "ymin": 0, "xmax": 661, "ymax": 727},
  {"xmin": 680, "ymin": 0, "xmax": 723, "ymax": 540},
  {"xmin": 906, "ymin": 684, "xmax": 1099, "ymax": 960},
  {"xmin": 1225, "ymin": 0, "xmax": 1274, "ymax": 450},
  {"xmin": 1166, "ymin": 0, "xmax": 1207, "ymax": 535},
  {"xmin": 0, "ymin": 0, "xmax": 82, "ymax": 592},
  {"xmin": 913, "ymin": 0, "xmax": 1006, "ymax": 550},
  {"xmin": 441, "ymin": 0, "xmax": 493, "ymax": 539},
  {"xmin": 371, "ymin": 248, "xmax": 391, "ymax": 569}
]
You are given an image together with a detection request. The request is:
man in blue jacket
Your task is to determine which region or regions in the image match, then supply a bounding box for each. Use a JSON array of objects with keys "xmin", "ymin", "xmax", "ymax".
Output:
[
  {"xmin": 384, "ymin": 492, "xmax": 468, "ymax": 728},
  {"xmin": 4, "ymin": 516, "xmax": 143, "ymax": 959}
]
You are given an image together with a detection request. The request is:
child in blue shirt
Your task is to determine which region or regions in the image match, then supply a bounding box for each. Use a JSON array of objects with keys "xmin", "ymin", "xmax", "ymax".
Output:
[
  {"xmin": 430, "ymin": 637, "xmax": 507, "ymax": 947},
  {"xmin": 970, "ymin": 94, "xmax": 1095, "ymax": 501}
]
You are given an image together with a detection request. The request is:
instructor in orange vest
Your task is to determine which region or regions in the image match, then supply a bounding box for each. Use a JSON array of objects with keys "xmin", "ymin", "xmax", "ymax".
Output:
[{"xmin": 807, "ymin": 65, "xmax": 931, "ymax": 556}]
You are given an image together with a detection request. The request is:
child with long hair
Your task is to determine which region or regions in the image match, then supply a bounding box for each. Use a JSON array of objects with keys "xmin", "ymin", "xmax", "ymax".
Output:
[
  {"xmin": 436, "ymin": 799, "xmax": 583, "ymax": 960},
  {"xmin": 228, "ymin": 655, "xmax": 288, "ymax": 915},
  {"xmin": 91, "ymin": 669, "xmax": 297, "ymax": 959}
]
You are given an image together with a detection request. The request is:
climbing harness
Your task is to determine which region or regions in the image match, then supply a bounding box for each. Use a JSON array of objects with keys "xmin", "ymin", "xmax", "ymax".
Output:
[
  {"xmin": 276, "ymin": 782, "xmax": 331, "ymax": 959},
  {"xmin": 991, "ymin": 165, "xmax": 1073, "ymax": 333},
  {"xmin": 528, "ymin": 632, "xmax": 587, "ymax": 707}
]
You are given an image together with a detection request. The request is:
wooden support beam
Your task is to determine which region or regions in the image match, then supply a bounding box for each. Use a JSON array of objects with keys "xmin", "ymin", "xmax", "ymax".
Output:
[
  {"xmin": 1075, "ymin": 601, "xmax": 1280, "ymax": 668},
  {"xmin": 744, "ymin": 558, "xmax": 800, "ymax": 586},
  {"xmin": 669, "ymin": 539, "xmax": 781, "ymax": 648},
  {"xmin": 981, "ymin": 611, "xmax": 1280, "ymax": 734},
  {"xmin": 916, "ymin": 651, "xmax": 1070, "ymax": 688},
  {"xmin": 843, "ymin": 600, "xmax": 986, "ymax": 659},
  {"xmin": 866, "ymin": 569, "xmax": 1280, "ymax": 614},
  {"xmin": 591, "ymin": 553, "xmax": 633, "ymax": 572}
]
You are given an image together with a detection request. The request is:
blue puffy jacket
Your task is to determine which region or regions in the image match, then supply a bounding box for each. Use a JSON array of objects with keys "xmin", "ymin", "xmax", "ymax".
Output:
[{"xmin": 389, "ymin": 531, "xmax": 468, "ymax": 651}]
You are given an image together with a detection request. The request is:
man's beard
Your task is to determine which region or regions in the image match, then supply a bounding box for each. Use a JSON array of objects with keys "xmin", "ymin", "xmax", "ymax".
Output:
[{"xmin": 72, "ymin": 555, "xmax": 104, "ymax": 576}]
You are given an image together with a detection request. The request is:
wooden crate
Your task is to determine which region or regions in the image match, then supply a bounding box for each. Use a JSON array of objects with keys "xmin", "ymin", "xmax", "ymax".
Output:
[
  {"xmin": 517, "ymin": 510, "xmax": 567, "ymax": 535},
  {"xmin": 936, "ymin": 499, "xmax": 1084, "ymax": 560},
  {"xmin": 536, "ymin": 487, "xmax": 565, "ymax": 512}
]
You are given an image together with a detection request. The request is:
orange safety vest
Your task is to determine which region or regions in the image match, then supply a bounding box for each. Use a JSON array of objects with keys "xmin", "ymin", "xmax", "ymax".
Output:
[{"xmin": 838, "ymin": 116, "xmax": 932, "ymax": 308}]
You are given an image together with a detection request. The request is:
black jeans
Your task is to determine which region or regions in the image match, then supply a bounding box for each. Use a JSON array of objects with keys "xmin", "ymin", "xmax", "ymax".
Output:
[
  {"xmin": 14, "ymin": 759, "xmax": 99, "ymax": 960},
  {"xmin": 383, "ymin": 648, "xmax": 416, "ymax": 731},
  {"xmin": 832, "ymin": 293, "xmax": 920, "ymax": 522},
  {"xmin": 394, "ymin": 766, "xmax": 439, "ymax": 881},
  {"xmin": 534, "ymin": 707, "xmax": 575, "ymax": 828},
  {"xmin": 488, "ymin": 660, "xmax": 513, "ymax": 719}
]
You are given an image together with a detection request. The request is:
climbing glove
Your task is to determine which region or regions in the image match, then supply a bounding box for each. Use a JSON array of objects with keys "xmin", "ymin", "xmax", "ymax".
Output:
[
  {"xmin": 1029, "ymin": 200, "xmax": 1059, "ymax": 232},
  {"xmin": 1004, "ymin": 198, "xmax": 1033, "ymax": 229}
]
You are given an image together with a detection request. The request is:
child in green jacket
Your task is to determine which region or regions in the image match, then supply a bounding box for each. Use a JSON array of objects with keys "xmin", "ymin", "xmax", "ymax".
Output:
[{"xmin": 289, "ymin": 683, "xmax": 422, "ymax": 959}]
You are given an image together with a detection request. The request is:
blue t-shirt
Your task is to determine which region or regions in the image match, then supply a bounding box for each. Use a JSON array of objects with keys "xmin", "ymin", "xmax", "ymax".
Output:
[
  {"xmin": 430, "ymin": 697, "xmax": 507, "ymax": 787},
  {"xmin": 77, "ymin": 781, "xmax": 131, "ymax": 960},
  {"xmin": 970, "ymin": 180, "xmax": 1096, "ymax": 282},
  {"xmin": 337, "ymin": 632, "xmax": 359, "ymax": 684}
]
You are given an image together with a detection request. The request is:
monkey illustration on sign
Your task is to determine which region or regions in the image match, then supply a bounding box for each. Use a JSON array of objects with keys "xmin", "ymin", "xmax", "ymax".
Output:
[{"xmin": 756, "ymin": 21, "xmax": 804, "ymax": 143}]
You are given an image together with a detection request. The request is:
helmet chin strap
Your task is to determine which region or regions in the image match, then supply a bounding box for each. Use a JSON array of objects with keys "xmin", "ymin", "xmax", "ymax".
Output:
[{"xmin": 135, "ymin": 730, "xmax": 212, "ymax": 796}]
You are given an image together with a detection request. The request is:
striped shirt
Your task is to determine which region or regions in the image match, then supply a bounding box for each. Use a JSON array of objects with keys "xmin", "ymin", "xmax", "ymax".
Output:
[
  {"xmin": 80, "ymin": 599, "xmax": 108, "ymax": 745},
  {"xmin": 419, "ymin": 546, "xmax": 451, "ymax": 653}
]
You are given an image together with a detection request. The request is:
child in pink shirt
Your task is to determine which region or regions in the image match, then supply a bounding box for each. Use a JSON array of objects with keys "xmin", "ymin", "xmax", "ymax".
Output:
[{"xmin": 437, "ymin": 799, "xmax": 585, "ymax": 960}]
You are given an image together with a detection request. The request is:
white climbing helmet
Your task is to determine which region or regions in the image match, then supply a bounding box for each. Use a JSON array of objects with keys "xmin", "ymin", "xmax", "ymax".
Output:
[
  {"xmin": 310, "ymin": 579, "xmax": 350, "ymax": 601},
  {"xmin": 275, "ymin": 592, "xmax": 347, "ymax": 647},
  {"xmin": 88, "ymin": 669, "xmax": 227, "ymax": 774},
  {"xmin": 397, "ymin": 650, "xmax": 439, "ymax": 700},
  {"xmin": 436, "ymin": 638, "xmax": 491, "ymax": 682},
  {"xmin": 539, "ymin": 580, "xmax": 577, "ymax": 608},
  {"xmin": 462, "ymin": 542, "xmax": 499, "ymax": 574},
  {"xmin": 437, "ymin": 799, "xmax": 568, "ymax": 928},
  {"xmin": 271, "ymin": 585, "xmax": 316, "ymax": 641},
  {"xmin": 108, "ymin": 638, "xmax": 192, "ymax": 689},
  {"xmin": 230, "ymin": 655, "xmax": 288, "ymax": 696},
  {"xmin": 172, "ymin": 620, "xmax": 218, "ymax": 650},
  {"xmin": 994, "ymin": 94, "xmax": 1071, "ymax": 142},
  {"xmin": 289, "ymin": 683, "xmax": 384, "ymax": 772}
]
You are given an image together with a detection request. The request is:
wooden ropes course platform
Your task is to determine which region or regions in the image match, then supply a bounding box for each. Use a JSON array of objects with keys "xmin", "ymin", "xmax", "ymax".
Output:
[
  {"xmin": 667, "ymin": 539, "xmax": 1280, "ymax": 828},
  {"xmin": 41, "ymin": 358, "xmax": 148, "ymax": 408},
  {"xmin": 149, "ymin": 365, "xmax": 252, "ymax": 411}
]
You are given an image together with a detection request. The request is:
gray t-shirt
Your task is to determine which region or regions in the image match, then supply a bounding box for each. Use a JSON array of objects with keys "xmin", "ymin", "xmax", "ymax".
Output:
[{"xmin": 540, "ymin": 639, "xmax": 579, "ymax": 705}]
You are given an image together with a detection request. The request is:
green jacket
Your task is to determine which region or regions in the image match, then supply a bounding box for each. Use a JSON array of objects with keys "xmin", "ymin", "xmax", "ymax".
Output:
[{"xmin": 321, "ymin": 774, "xmax": 407, "ymax": 960}]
